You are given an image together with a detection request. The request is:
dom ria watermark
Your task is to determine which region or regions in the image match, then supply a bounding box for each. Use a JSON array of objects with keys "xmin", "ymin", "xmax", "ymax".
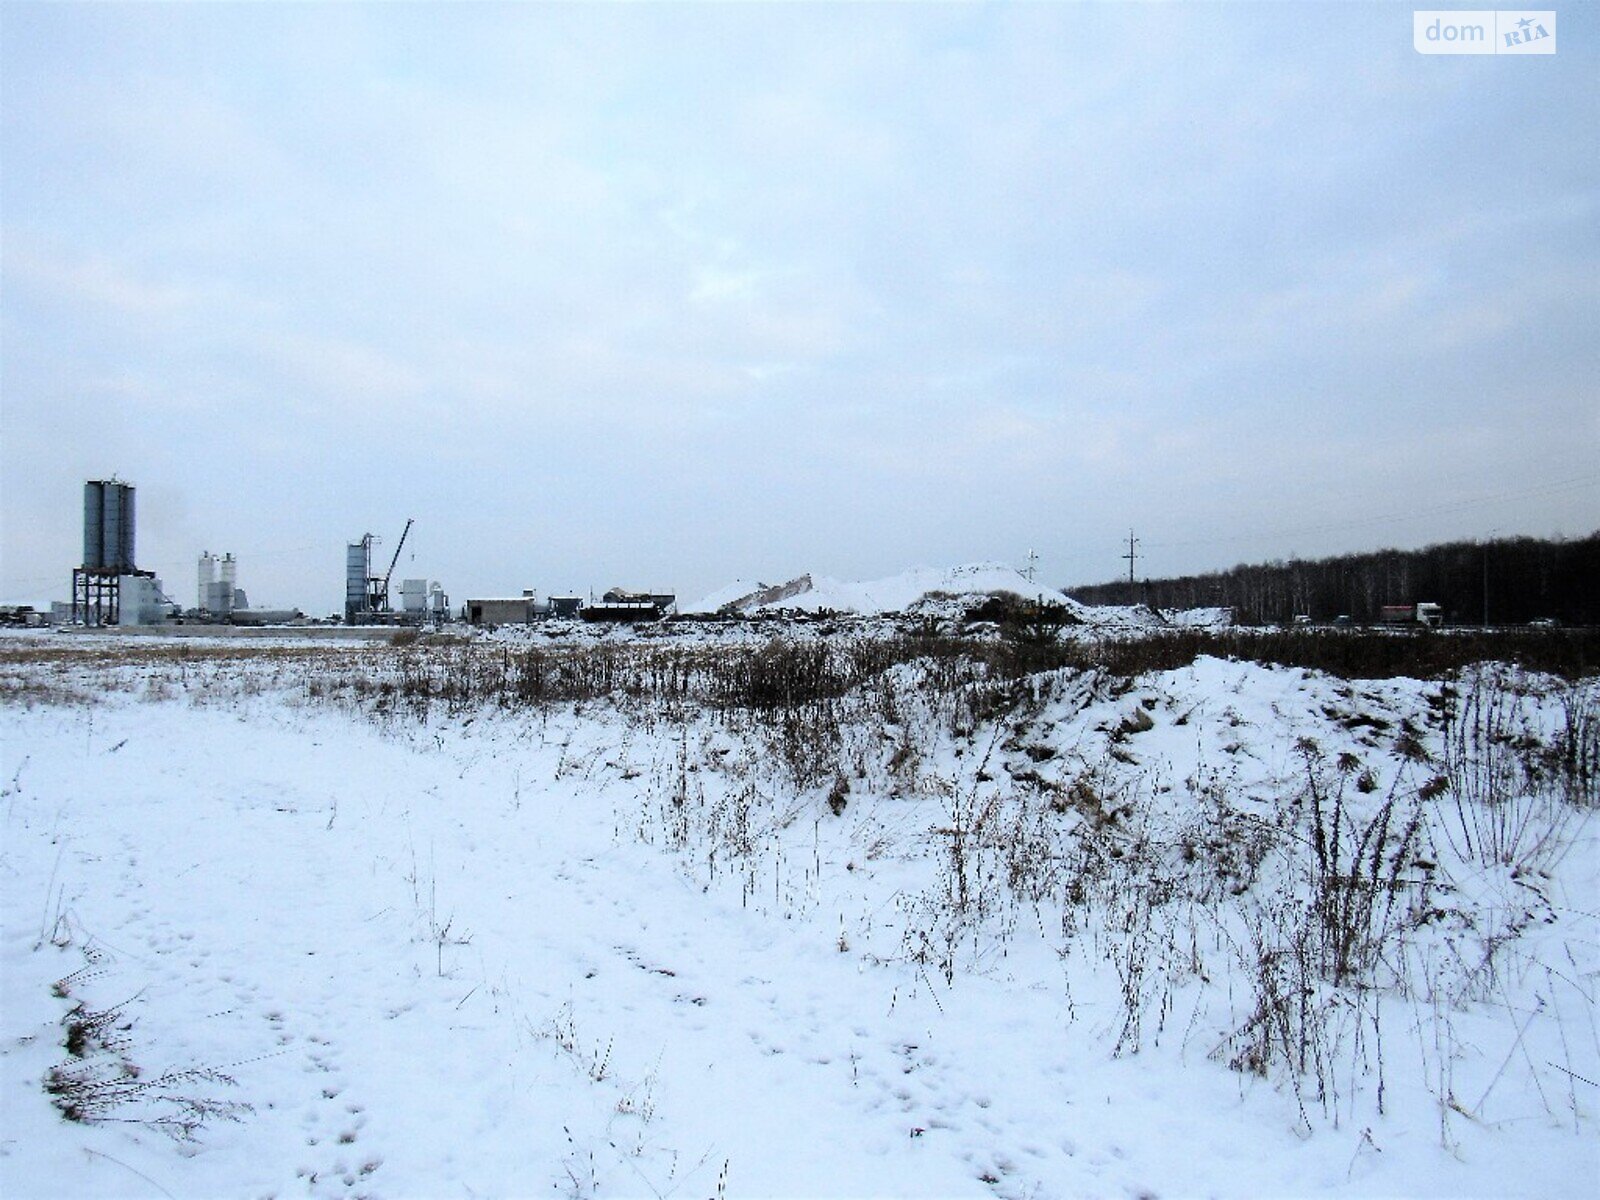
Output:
[{"xmin": 1414, "ymin": 10, "xmax": 1556, "ymax": 53}]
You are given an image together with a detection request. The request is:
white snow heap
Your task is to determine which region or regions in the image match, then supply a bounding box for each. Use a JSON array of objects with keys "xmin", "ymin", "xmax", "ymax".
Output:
[{"xmin": 690, "ymin": 562, "xmax": 1057, "ymax": 616}]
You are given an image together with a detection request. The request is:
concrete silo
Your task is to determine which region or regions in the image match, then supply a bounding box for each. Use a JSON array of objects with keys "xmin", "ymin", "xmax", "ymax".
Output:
[
  {"xmin": 73, "ymin": 479, "xmax": 152, "ymax": 625},
  {"xmin": 346, "ymin": 536, "xmax": 373, "ymax": 624},
  {"xmin": 198, "ymin": 552, "xmax": 217, "ymax": 612}
]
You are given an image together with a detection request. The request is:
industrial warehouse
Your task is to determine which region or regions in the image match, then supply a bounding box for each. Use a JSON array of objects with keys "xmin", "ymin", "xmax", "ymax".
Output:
[{"xmin": 44, "ymin": 479, "xmax": 675, "ymax": 631}]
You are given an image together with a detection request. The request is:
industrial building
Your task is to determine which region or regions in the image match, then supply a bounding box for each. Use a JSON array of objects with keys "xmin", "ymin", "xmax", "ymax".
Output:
[
  {"xmin": 602, "ymin": 588, "xmax": 677, "ymax": 610},
  {"xmin": 198, "ymin": 552, "xmax": 247, "ymax": 617},
  {"xmin": 53, "ymin": 480, "xmax": 675, "ymax": 632},
  {"xmin": 459, "ymin": 589, "xmax": 674, "ymax": 625},
  {"xmin": 119, "ymin": 576, "xmax": 169, "ymax": 625},
  {"xmin": 344, "ymin": 521, "xmax": 449, "ymax": 625},
  {"xmin": 583, "ymin": 588, "xmax": 675, "ymax": 622},
  {"xmin": 464, "ymin": 596, "xmax": 535, "ymax": 626},
  {"xmin": 345, "ymin": 525, "xmax": 411, "ymax": 624},
  {"xmin": 592, "ymin": 588, "xmax": 676, "ymax": 620},
  {"xmin": 400, "ymin": 579, "xmax": 450, "ymax": 621}
]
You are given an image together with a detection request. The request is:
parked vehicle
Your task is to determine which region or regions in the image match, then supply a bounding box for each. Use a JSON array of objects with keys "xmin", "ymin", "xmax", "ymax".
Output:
[{"xmin": 1378, "ymin": 602, "xmax": 1442, "ymax": 628}]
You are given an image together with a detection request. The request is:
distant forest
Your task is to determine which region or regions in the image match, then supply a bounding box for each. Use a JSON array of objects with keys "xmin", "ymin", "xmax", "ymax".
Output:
[{"xmin": 1065, "ymin": 532, "xmax": 1599, "ymax": 627}]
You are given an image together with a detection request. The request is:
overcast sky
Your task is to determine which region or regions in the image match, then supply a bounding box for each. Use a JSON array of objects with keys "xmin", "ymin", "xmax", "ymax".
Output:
[{"xmin": 3, "ymin": 2, "xmax": 1595, "ymax": 613}]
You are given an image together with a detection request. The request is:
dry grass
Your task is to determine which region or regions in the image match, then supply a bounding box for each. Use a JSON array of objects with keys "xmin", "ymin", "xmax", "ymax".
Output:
[{"xmin": 6, "ymin": 624, "xmax": 1594, "ymax": 1140}]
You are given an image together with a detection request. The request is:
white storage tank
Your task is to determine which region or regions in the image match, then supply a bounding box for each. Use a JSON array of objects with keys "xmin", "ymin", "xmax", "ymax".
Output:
[
  {"xmin": 346, "ymin": 538, "xmax": 371, "ymax": 622},
  {"xmin": 198, "ymin": 552, "xmax": 217, "ymax": 611},
  {"xmin": 400, "ymin": 579, "xmax": 428, "ymax": 614}
]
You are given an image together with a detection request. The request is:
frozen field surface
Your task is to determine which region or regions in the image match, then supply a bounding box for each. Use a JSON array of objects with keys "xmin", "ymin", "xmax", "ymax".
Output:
[{"xmin": 1, "ymin": 635, "xmax": 1595, "ymax": 1198}]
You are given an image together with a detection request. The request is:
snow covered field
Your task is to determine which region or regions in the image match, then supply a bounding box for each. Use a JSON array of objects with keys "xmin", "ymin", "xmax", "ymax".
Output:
[{"xmin": 2, "ymin": 627, "xmax": 1596, "ymax": 1199}]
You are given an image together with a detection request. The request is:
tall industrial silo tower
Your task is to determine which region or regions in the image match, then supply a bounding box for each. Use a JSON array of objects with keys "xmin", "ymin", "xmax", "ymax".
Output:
[
  {"xmin": 82, "ymin": 479, "xmax": 137, "ymax": 573},
  {"xmin": 345, "ymin": 536, "xmax": 373, "ymax": 624},
  {"xmin": 198, "ymin": 552, "xmax": 217, "ymax": 611},
  {"xmin": 74, "ymin": 478, "xmax": 150, "ymax": 625}
]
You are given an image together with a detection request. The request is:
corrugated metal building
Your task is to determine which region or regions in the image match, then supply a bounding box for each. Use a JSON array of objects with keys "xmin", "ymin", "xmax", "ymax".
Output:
[
  {"xmin": 118, "ymin": 575, "xmax": 167, "ymax": 625},
  {"xmin": 464, "ymin": 598, "xmax": 531, "ymax": 626}
]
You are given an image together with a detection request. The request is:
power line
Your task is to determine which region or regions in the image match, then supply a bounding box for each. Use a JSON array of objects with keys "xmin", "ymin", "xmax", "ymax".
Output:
[{"xmin": 1121, "ymin": 530, "xmax": 1140, "ymax": 586}]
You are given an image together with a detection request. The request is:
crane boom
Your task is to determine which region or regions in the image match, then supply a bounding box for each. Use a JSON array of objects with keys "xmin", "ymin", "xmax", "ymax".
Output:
[{"xmin": 381, "ymin": 518, "xmax": 414, "ymax": 598}]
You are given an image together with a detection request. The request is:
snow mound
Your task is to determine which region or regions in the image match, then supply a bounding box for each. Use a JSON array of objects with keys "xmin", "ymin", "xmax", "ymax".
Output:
[
  {"xmin": 696, "ymin": 563, "xmax": 1054, "ymax": 616},
  {"xmin": 691, "ymin": 568, "xmax": 1235, "ymax": 626},
  {"xmin": 1163, "ymin": 605, "xmax": 1234, "ymax": 629},
  {"xmin": 685, "ymin": 579, "xmax": 768, "ymax": 614},
  {"xmin": 1060, "ymin": 602, "xmax": 1235, "ymax": 631}
]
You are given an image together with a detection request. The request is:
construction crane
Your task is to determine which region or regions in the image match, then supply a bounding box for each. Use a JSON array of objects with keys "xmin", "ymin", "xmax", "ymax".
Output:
[
  {"xmin": 364, "ymin": 518, "xmax": 414, "ymax": 614},
  {"xmin": 381, "ymin": 518, "xmax": 414, "ymax": 603}
]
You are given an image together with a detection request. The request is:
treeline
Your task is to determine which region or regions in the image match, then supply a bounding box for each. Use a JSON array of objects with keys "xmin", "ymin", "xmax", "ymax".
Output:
[{"xmin": 1066, "ymin": 532, "xmax": 1599, "ymax": 626}]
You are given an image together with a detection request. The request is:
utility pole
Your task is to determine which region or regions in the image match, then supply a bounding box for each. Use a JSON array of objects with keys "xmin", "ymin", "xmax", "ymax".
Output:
[
  {"xmin": 1122, "ymin": 530, "xmax": 1140, "ymax": 589},
  {"xmin": 1482, "ymin": 529, "xmax": 1498, "ymax": 628},
  {"xmin": 1023, "ymin": 549, "xmax": 1038, "ymax": 584}
]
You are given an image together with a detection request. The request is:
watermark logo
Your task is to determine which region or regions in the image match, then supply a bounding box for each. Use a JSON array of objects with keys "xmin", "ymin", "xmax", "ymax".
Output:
[{"xmin": 1414, "ymin": 10, "xmax": 1556, "ymax": 54}]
